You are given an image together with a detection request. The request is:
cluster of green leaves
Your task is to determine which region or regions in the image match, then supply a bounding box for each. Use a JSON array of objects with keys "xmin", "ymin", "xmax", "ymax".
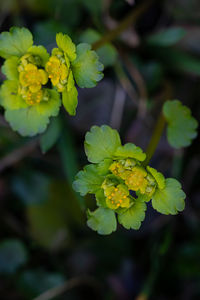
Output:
[
  {"xmin": 73, "ymin": 125, "xmax": 186, "ymax": 235},
  {"xmin": 0, "ymin": 27, "xmax": 104, "ymax": 136}
]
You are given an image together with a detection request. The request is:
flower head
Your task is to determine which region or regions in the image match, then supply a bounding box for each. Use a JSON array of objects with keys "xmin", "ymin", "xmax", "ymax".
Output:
[
  {"xmin": 19, "ymin": 63, "xmax": 48, "ymax": 93},
  {"xmin": 46, "ymin": 55, "xmax": 68, "ymax": 92},
  {"xmin": 0, "ymin": 27, "xmax": 104, "ymax": 136},
  {"xmin": 73, "ymin": 125, "xmax": 186, "ymax": 235},
  {"xmin": 102, "ymin": 178, "xmax": 130, "ymax": 210}
]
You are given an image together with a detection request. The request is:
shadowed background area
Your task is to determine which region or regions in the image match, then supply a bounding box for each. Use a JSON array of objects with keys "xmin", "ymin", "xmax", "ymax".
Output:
[{"xmin": 0, "ymin": 0, "xmax": 200, "ymax": 299}]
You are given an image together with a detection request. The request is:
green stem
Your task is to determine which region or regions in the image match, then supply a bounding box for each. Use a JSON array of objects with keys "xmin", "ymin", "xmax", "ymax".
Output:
[
  {"xmin": 92, "ymin": 0, "xmax": 155, "ymax": 50},
  {"xmin": 144, "ymin": 112, "xmax": 166, "ymax": 166}
]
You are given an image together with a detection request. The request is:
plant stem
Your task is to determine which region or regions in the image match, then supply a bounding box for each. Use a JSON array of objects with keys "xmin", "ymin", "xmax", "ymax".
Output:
[
  {"xmin": 92, "ymin": 0, "xmax": 155, "ymax": 50},
  {"xmin": 144, "ymin": 112, "xmax": 166, "ymax": 166}
]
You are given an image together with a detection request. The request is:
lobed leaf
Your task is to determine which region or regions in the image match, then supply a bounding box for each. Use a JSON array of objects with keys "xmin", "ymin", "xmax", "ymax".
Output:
[
  {"xmin": 84, "ymin": 125, "xmax": 121, "ymax": 163},
  {"xmin": 0, "ymin": 27, "xmax": 33, "ymax": 59},
  {"xmin": 1, "ymin": 56, "xmax": 19, "ymax": 80},
  {"xmin": 152, "ymin": 178, "xmax": 186, "ymax": 215},
  {"xmin": 72, "ymin": 43, "xmax": 104, "ymax": 88},
  {"xmin": 163, "ymin": 100, "xmax": 198, "ymax": 148},
  {"xmin": 118, "ymin": 200, "xmax": 146, "ymax": 230},
  {"xmin": 5, "ymin": 107, "xmax": 49, "ymax": 137},
  {"xmin": 87, "ymin": 207, "xmax": 117, "ymax": 235},
  {"xmin": 114, "ymin": 143, "xmax": 146, "ymax": 161},
  {"xmin": 73, "ymin": 164, "xmax": 104, "ymax": 196}
]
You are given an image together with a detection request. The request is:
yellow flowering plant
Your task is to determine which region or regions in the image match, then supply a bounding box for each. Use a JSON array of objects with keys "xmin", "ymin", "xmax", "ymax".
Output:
[
  {"xmin": 73, "ymin": 125, "xmax": 186, "ymax": 235},
  {"xmin": 0, "ymin": 27, "xmax": 104, "ymax": 136}
]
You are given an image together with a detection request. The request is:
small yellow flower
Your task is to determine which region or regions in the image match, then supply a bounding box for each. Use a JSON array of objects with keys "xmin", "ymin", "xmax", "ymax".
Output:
[
  {"xmin": 102, "ymin": 183, "xmax": 130, "ymax": 210},
  {"xmin": 19, "ymin": 63, "xmax": 48, "ymax": 93},
  {"xmin": 109, "ymin": 161, "xmax": 126, "ymax": 177},
  {"xmin": 46, "ymin": 56, "xmax": 68, "ymax": 92},
  {"xmin": 124, "ymin": 166, "xmax": 148, "ymax": 194},
  {"xmin": 25, "ymin": 89, "xmax": 43, "ymax": 105}
]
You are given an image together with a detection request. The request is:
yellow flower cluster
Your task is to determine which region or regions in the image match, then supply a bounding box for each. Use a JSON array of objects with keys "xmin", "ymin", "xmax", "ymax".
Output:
[
  {"xmin": 102, "ymin": 181, "xmax": 130, "ymax": 210},
  {"xmin": 102, "ymin": 159, "xmax": 157, "ymax": 207},
  {"xmin": 18, "ymin": 54, "xmax": 48, "ymax": 105},
  {"xmin": 45, "ymin": 53, "xmax": 69, "ymax": 92}
]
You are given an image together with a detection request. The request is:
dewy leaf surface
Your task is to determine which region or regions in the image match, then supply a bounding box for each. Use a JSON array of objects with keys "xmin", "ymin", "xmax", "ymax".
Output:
[
  {"xmin": 87, "ymin": 207, "xmax": 117, "ymax": 235},
  {"xmin": 73, "ymin": 164, "xmax": 104, "ymax": 196},
  {"xmin": 84, "ymin": 125, "xmax": 121, "ymax": 163},
  {"xmin": 152, "ymin": 178, "xmax": 186, "ymax": 215},
  {"xmin": 163, "ymin": 100, "xmax": 198, "ymax": 148},
  {"xmin": 118, "ymin": 200, "xmax": 146, "ymax": 230},
  {"xmin": 0, "ymin": 27, "xmax": 33, "ymax": 59},
  {"xmin": 72, "ymin": 43, "xmax": 104, "ymax": 88}
]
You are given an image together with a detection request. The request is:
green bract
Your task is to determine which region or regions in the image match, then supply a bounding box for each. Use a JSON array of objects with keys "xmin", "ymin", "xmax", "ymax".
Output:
[
  {"xmin": 73, "ymin": 125, "xmax": 186, "ymax": 235},
  {"xmin": 0, "ymin": 27, "xmax": 104, "ymax": 136},
  {"xmin": 163, "ymin": 100, "xmax": 198, "ymax": 148}
]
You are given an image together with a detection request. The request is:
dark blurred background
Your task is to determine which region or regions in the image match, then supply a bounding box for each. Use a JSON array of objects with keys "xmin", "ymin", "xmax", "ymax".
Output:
[{"xmin": 0, "ymin": 0, "xmax": 200, "ymax": 299}]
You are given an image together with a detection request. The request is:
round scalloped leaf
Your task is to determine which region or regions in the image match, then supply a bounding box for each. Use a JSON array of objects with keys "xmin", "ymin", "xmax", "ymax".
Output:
[
  {"xmin": 5, "ymin": 89, "xmax": 61, "ymax": 136},
  {"xmin": 1, "ymin": 56, "xmax": 19, "ymax": 80},
  {"xmin": 72, "ymin": 43, "xmax": 104, "ymax": 88},
  {"xmin": 84, "ymin": 125, "xmax": 121, "ymax": 163},
  {"xmin": 56, "ymin": 33, "xmax": 76, "ymax": 62},
  {"xmin": 5, "ymin": 107, "xmax": 49, "ymax": 137},
  {"xmin": 0, "ymin": 27, "xmax": 33, "ymax": 59},
  {"xmin": 28, "ymin": 45, "xmax": 50, "ymax": 66},
  {"xmin": 163, "ymin": 100, "xmax": 198, "ymax": 148},
  {"xmin": 118, "ymin": 200, "xmax": 146, "ymax": 230},
  {"xmin": 72, "ymin": 164, "xmax": 104, "ymax": 196},
  {"xmin": 114, "ymin": 143, "xmax": 146, "ymax": 161},
  {"xmin": 87, "ymin": 207, "xmax": 117, "ymax": 235},
  {"xmin": 0, "ymin": 80, "xmax": 28, "ymax": 110},
  {"xmin": 62, "ymin": 71, "xmax": 78, "ymax": 116},
  {"xmin": 147, "ymin": 166, "xmax": 165, "ymax": 189},
  {"xmin": 152, "ymin": 178, "xmax": 186, "ymax": 215}
]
